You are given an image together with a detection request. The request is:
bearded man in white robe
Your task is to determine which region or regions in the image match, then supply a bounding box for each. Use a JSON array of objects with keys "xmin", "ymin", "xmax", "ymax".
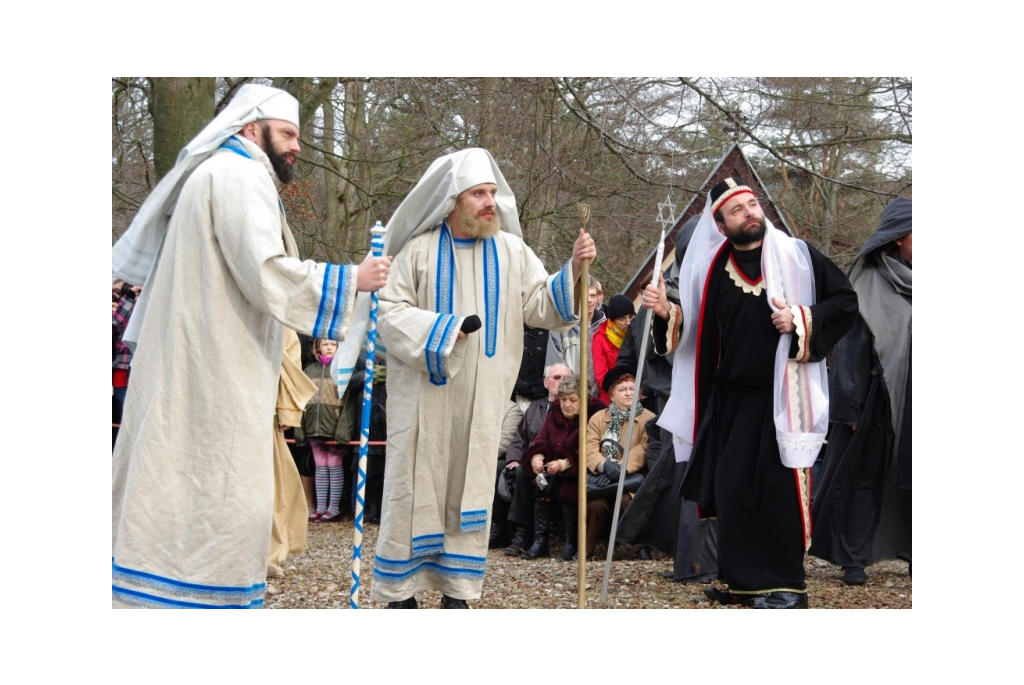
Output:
[
  {"xmin": 111, "ymin": 84, "xmax": 391, "ymax": 608},
  {"xmin": 372, "ymin": 148, "xmax": 596, "ymax": 608}
]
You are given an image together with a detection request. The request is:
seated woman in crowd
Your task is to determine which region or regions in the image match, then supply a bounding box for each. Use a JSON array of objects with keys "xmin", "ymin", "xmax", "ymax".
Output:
[
  {"xmin": 585, "ymin": 366, "xmax": 655, "ymax": 560},
  {"xmin": 521, "ymin": 375, "xmax": 605, "ymax": 561}
]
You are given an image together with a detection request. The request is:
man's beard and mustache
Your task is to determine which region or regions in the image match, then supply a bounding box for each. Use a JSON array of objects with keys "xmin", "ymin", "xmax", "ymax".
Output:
[
  {"xmin": 261, "ymin": 125, "xmax": 295, "ymax": 184},
  {"xmin": 726, "ymin": 216, "xmax": 766, "ymax": 246},
  {"xmin": 455, "ymin": 204, "xmax": 502, "ymax": 239}
]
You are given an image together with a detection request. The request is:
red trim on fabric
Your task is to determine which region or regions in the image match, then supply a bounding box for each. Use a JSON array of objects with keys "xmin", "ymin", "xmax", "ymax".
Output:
[
  {"xmin": 668, "ymin": 303, "xmax": 681, "ymax": 351},
  {"xmin": 795, "ymin": 469, "xmax": 811, "ymax": 544},
  {"xmin": 693, "ymin": 242, "xmax": 731, "ymax": 439},
  {"xmin": 711, "ymin": 188, "xmax": 754, "ymax": 216},
  {"xmin": 782, "ymin": 355, "xmax": 793, "ymax": 431},
  {"xmin": 113, "ymin": 369, "xmax": 129, "ymax": 387},
  {"xmin": 728, "ymin": 252, "xmax": 763, "ymax": 286},
  {"xmin": 806, "ymin": 471, "xmax": 815, "ymax": 540}
]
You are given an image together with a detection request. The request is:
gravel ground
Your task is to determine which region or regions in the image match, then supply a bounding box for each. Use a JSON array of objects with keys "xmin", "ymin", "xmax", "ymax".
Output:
[{"xmin": 264, "ymin": 515, "xmax": 912, "ymax": 609}]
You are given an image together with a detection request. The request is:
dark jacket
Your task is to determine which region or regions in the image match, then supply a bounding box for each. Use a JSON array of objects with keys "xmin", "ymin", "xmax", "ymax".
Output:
[
  {"xmin": 299, "ymin": 360, "xmax": 361, "ymax": 444},
  {"xmin": 525, "ymin": 396, "xmax": 606, "ymax": 502},
  {"xmin": 504, "ymin": 397, "xmax": 552, "ymax": 465}
]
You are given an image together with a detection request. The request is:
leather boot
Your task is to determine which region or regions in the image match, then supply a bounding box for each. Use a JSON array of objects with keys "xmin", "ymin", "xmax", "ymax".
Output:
[
  {"xmin": 520, "ymin": 500, "xmax": 551, "ymax": 559},
  {"xmin": 503, "ymin": 526, "xmax": 530, "ymax": 556},
  {"xmin": 488, "ymin": 519, "xmax": 510, "ymax": 550},
  {"xmin": 560, "ymin": 502, "xmax": 577, "ymax": 561}
]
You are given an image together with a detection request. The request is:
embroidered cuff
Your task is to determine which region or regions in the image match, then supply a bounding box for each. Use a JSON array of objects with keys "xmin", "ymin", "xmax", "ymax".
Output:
[
  {"xmin": 790, "ymin": 305, "xmax": 812, "ymax": 362},
  {"xmin": 664, "ymin": 303, "xmax": 683, "ymax": 354},
  {"xmin": 426, "ymin": 313, "xmax": 461, "ymax": 385},
  {"xmin": 549, "ymin": 260, "xmax": 575, "ymax": 322},
  {"xmin": 313, "ymin": 264, "xmax": 356, "ymax": 340}
]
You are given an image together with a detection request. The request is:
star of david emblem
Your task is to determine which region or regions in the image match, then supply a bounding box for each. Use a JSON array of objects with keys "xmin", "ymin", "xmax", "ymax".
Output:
[{"xmin": 656, "ymin": 195, "xmax": 677, "ymax": 231}]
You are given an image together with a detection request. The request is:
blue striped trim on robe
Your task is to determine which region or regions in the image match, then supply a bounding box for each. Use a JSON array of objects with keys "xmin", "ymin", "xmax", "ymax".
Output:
[
  {"xmin": 313, "ymin": 263, "xmax": 355, "ymax": 340},
  {"xmin": 218, "ymin": 136, "xmax": 252, "ymax": 159},
  {"xmin": 482, "ymin": 237, "xmax": 499, "ymax": 357},
  {"xmin": 335, "ymin": 363, "xmax": 357, "ymax": 397},
  {"xmin": 411, "ymin": 532, "xmax": 445, "ymax": 558},
  {"xmin": 373, "ymin": 551, "xmax": 487, "ymax": 584},
  {"xmin": 550, "ymin": 260, "xmax": 575, "ymax": 322},
  {"xmin": 112, "ymin": 559, "xmax": 264, "ymax": 609},
  {"xmin": 460, "ymin": 509, "xmax": 488, "ymax": 533},
  {"xmin": 426, "ymin": 313, "xmax": 459, "ymax": 385},
  {"xmin": 428, "ymin": 224, "xmax": 457, "ymax": 385}
]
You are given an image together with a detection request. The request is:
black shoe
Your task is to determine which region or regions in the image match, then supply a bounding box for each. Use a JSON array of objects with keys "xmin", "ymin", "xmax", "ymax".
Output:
[
  {"xmin": 560, "ymin": 542, "xmax": 577, "ymax": 561},
  {"xmin": 520, "ymin": 540, "xmax": 549, "ymax": 559},
  {"xmin": 636, "ymin": 546, "xmax": 652, "ymax": 561},
  {"xmin": 503, "ymin": 526, "xmax": 530, "ymax": 556},
  {"xmin": 749, "ymin": 591, "xmax": 808, "ymax": 609},
  {"xmin": 843, "ymin": 566, "xmax": 867, "ymax": 586},
  {"xmin": 488, "ymin": 522, "xmax": 511, "ymax": 550},
  {"xmin": 702, "ymin": 586, "xmax": 745, "ymax": 606},
  {"xmin": 387, "ymin": 597, "xmax": 418, "ymax": 609},
  {"xmin": 441, "ymin": 594, "xmax": 469, "ymax": 609}
]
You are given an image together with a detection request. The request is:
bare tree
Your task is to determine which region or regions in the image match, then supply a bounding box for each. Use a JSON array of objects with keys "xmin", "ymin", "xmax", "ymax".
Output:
[{"xmin": 113, "ymin": 77, "xmax": 912, "ymax": 288}]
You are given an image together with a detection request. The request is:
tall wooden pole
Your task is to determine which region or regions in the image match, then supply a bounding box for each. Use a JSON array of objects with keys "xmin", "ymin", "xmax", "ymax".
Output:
[{"xmin": 576, "ymin": 203, "xmax": 591, "ymax": 609}]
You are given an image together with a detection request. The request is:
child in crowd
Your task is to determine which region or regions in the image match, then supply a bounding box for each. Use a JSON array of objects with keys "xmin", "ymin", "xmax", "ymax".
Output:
[{"xmin": 299, "ymin": 338, "xmax": 356, "ymax": 522}]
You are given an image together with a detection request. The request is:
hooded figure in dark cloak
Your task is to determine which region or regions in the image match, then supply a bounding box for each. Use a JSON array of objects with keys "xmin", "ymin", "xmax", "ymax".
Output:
[{"xmin": 809, "ymin": 197, "xmax": 912, "ymax": 585}]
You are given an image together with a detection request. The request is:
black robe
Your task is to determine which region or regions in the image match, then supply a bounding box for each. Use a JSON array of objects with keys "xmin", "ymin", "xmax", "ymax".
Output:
[
  {"xmin": 673, "ymin": 243, "xmax": 857, "ymax": 594},
  {"xmin": 809, "ymin": 199, "xmax": 912, "ymax": 568}
]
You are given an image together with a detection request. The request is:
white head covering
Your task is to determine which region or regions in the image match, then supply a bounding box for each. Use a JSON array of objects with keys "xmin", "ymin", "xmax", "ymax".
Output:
[
  {"xmin": 112, "ymin": 84, "xmax": 300, "ymax": 286},
  {"xmin": 658, "ymin": 194, "xmax": 828, "ymax": 468},
  {"xmin": 383, "ymin": 147, "xmax": 521, "ymax": 256}
]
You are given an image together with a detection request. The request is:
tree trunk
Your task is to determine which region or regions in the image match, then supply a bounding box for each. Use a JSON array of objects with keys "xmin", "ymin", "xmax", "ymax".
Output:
[{"xmin": 150, "ymin": 78, "xmax": 215, "ymax": 180}]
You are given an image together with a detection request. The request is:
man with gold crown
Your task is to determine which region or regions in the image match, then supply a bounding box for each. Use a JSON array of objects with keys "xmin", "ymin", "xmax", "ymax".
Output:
[
  {"xmin": 111, "ymin": 83, "xmax": 391, "ymax": 608},
  {"xmin": 372, "ymin": 148, "xmax": 596, "ymax": 608},
  {"xmin": 642, "ymin": 177, "xmax": 857, "ymax": 608}
]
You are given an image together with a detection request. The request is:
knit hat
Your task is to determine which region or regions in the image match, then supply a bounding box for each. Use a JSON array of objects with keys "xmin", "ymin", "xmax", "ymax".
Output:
[{"xmin": 605, "ymin": 294, "xmax": 635, "ymax": 321}]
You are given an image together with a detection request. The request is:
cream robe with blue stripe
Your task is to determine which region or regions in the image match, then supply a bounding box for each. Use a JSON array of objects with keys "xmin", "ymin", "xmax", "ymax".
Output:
[
  {"xmin": 112, "ymin": 137, "xmax": 357, "ymax": 608},
  {"xmin": 372, "ymin": 226, "xmax": 576, "ymax": 602}
]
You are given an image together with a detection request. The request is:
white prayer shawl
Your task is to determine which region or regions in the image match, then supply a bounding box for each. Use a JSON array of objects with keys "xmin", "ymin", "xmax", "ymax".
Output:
[
  {"xmin": 371, "ymin": 227, "xmax": 576, "ymax": 601},
  {"xmin": 658, "ymin": 196, "xmax": 828, "ymax": 468},
  {"xmin": 112, "ymin": 84, "xmax": 299, "ymax": 348},
  {"xmin": 112, "ymin": 137, "xmax": 358, "ymax": 608}
]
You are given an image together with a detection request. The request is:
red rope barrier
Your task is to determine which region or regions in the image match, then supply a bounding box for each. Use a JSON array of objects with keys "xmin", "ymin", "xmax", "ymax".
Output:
[{"xmin": 111, "ymin": 424, "xmax": 385, "ymax": 447}]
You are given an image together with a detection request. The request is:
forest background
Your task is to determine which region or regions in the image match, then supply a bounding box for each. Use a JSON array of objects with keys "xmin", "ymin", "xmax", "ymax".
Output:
[{"xmin": 111, "ymin": 77, "xmax": 911, "ymax": 290}]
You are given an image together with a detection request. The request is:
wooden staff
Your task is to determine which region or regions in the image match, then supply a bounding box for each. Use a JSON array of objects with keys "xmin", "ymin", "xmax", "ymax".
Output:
[{"xmin": 576, "ymin": 203, "xmax": 591, "ymax": 609}]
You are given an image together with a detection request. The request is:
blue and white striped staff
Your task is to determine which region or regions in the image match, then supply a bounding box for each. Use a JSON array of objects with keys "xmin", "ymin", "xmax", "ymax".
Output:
[{"xmin": 350, "ymin": 221, "xmax": 387, "ymax": 609}]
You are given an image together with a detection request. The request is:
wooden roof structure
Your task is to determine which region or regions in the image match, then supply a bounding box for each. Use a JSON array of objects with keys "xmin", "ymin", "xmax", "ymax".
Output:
[{"xmin": 622, "ymin": 144, "xmax": 792, "ymax": 301}]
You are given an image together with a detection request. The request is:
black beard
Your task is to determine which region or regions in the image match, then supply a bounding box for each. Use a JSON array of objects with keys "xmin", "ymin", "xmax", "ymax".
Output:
[
  {"xmin": 261, "ymin": 125, "xmax": 294, "ymax": 184},
  {"xmin": 728, "ymin": 217, "xmax": 766, "ymax": 246}
]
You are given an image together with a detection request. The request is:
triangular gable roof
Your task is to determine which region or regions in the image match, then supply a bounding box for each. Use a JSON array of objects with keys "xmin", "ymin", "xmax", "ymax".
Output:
[{"xmin": 623, "ymin": 144, "xmax": 793, "ymax": 301}]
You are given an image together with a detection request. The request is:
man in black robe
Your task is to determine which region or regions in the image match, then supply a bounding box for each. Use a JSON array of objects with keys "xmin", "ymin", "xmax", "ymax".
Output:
[
  {"xmin": 809, "ymin": 197, "xmax": 912, "ymax": 585},
  {"xmin": 642, "ymin": 177, "xmax": 857, "ymax": 608}
]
